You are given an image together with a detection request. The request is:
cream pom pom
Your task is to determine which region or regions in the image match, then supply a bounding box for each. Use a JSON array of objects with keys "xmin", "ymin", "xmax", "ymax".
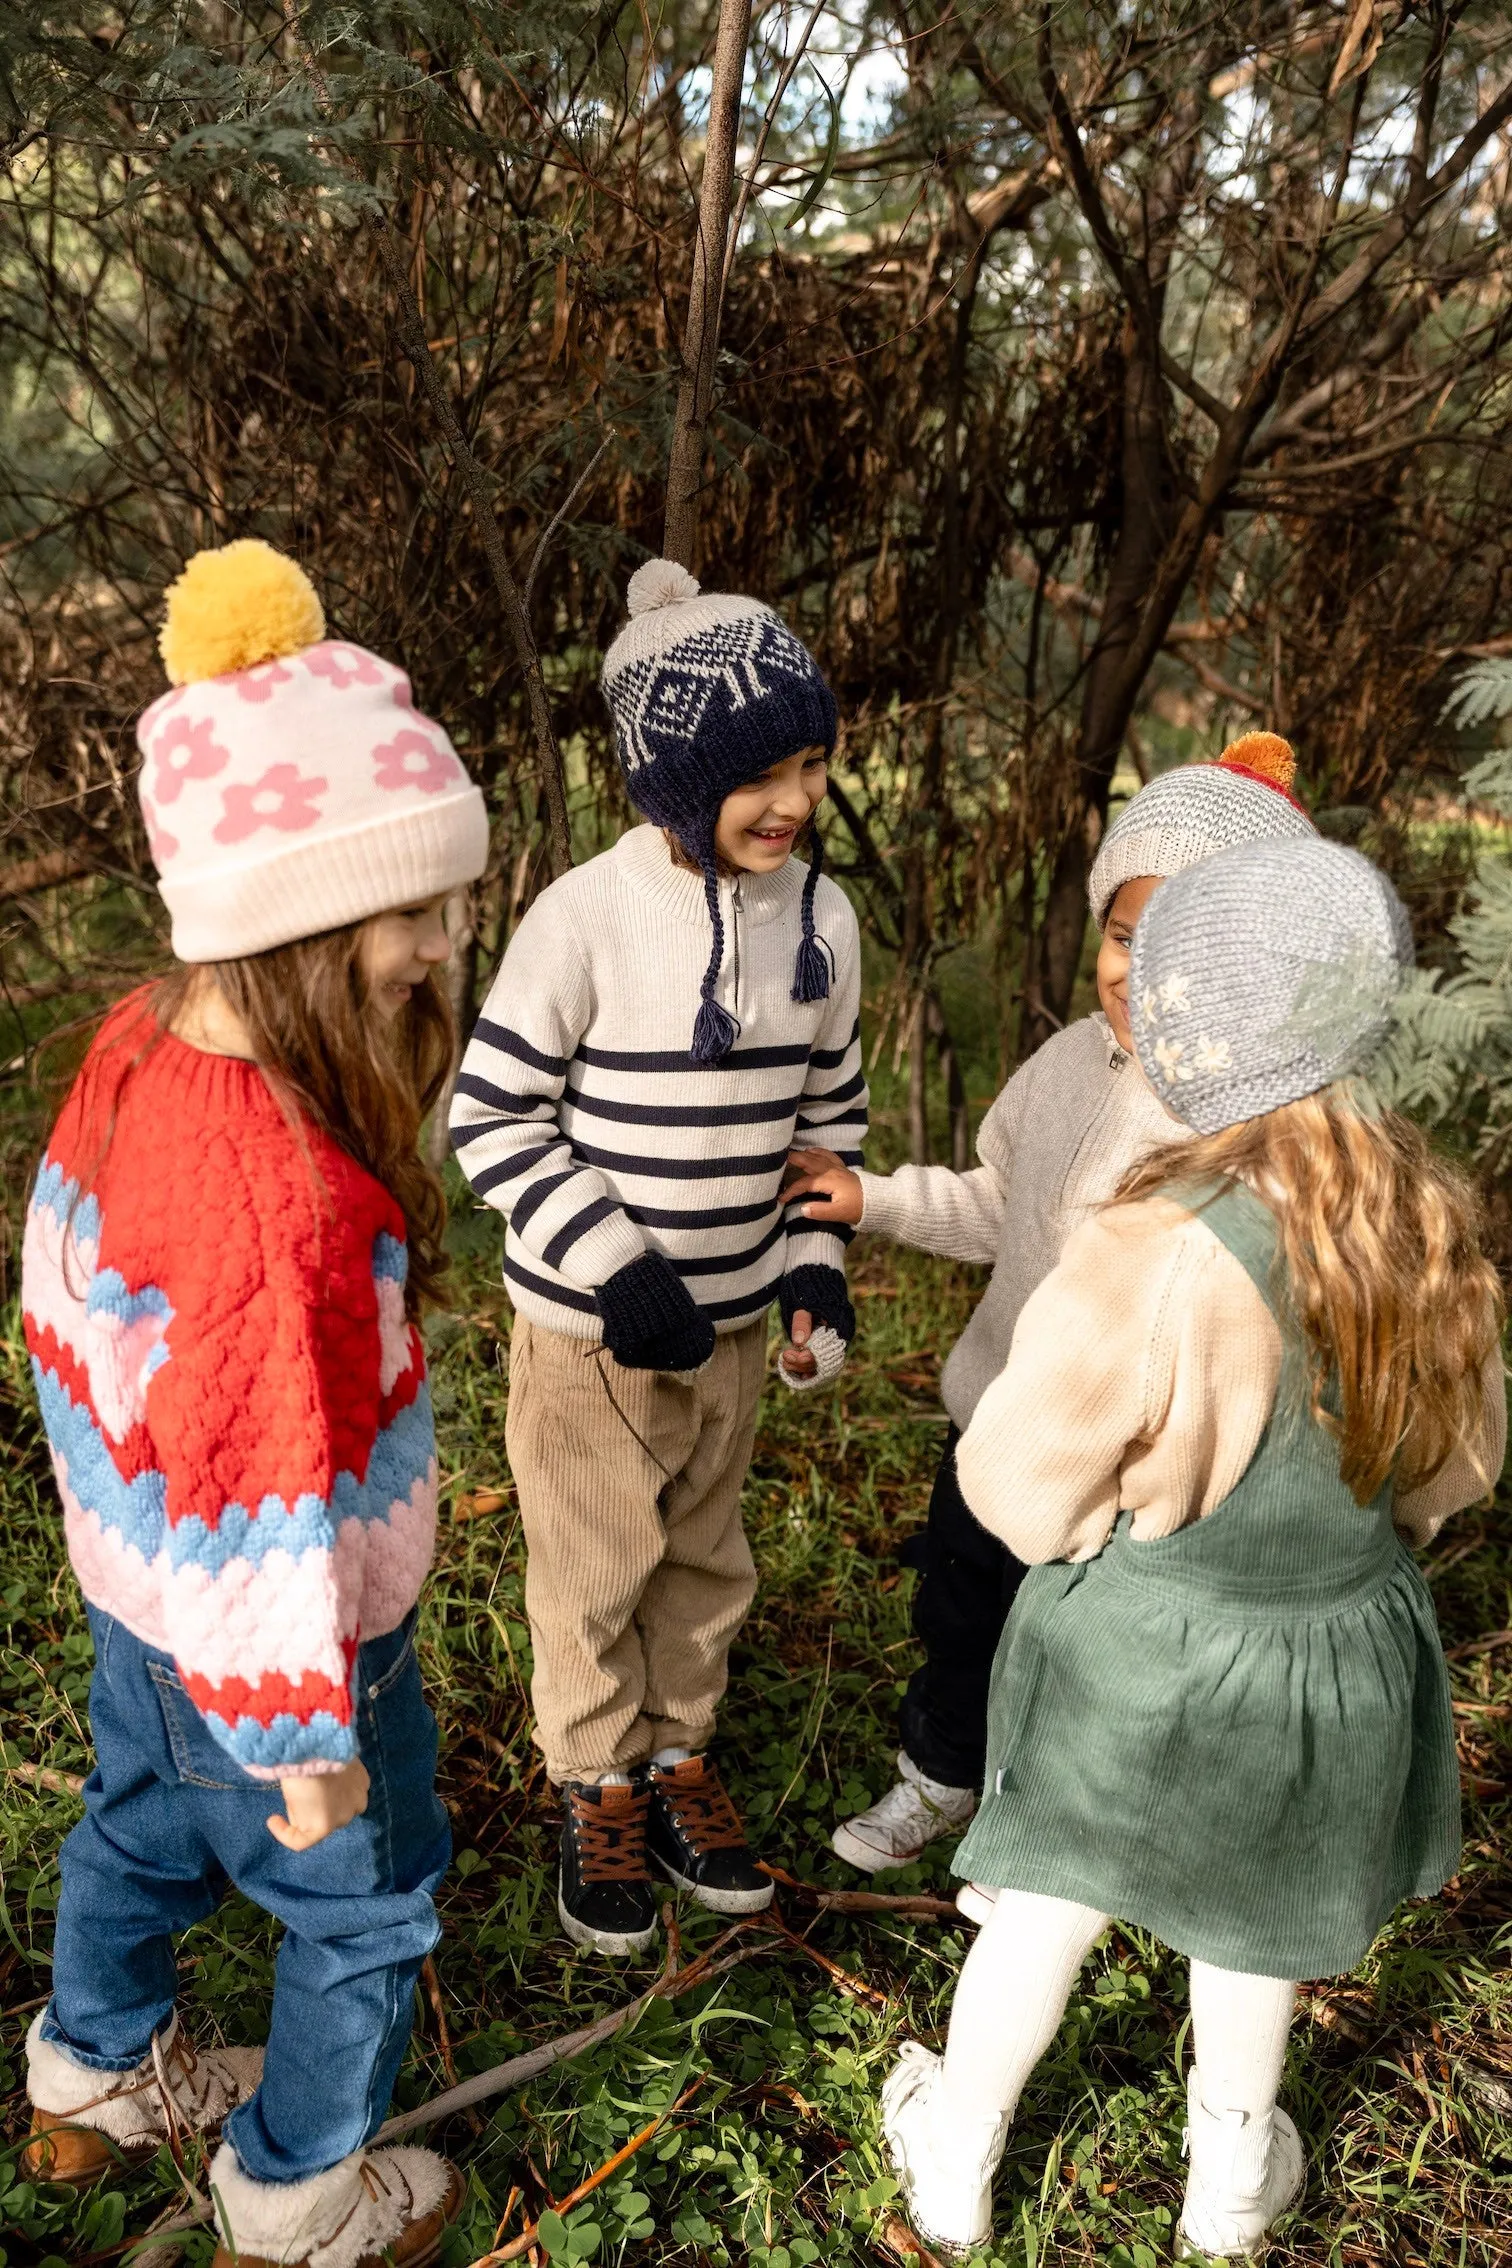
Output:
[{"xmin": 626, "ymin": 558, "xmax": 701, "ymax": 617}]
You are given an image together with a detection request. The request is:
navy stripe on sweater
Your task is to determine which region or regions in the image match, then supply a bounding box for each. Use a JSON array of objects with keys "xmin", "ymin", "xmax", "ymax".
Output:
[
  {"xmin": 576, "ymin": 1039, "xmax": 812, "ymax": 1074},
  {"xmin": 561, "ymin": 1084, "xmax": 805, "ymax": 1129}
]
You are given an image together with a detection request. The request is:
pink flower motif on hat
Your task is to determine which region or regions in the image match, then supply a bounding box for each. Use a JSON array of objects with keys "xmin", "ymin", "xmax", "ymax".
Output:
[
  {"xmin": 151, "ymin": 716, "xmax": 231, "ymax": 806},
  {"xmin": 213, "ymin": 762, "xmax": 329, "ymax": 843},
  {"xmin": 372, "ymin": 728, "xmax": 460, "ymax": 797},
  {"xmin": 231, "ymin": 658, "xmax": 294, "ymax": 705},
  {"xmin": 390, "ymin": 671, "xmax": 416, "ymax": 711},
  {"xmin": 145, "ymin": 813, "xmax": 179, "ymax": 866},
  {"xmin": 304, "ymin": 641, "xmax": 383, "ymax": 692}
]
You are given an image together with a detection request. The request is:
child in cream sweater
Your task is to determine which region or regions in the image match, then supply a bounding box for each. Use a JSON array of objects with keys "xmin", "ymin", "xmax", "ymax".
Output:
[{"xmin": 785, "ymin": 736, "xmax": 1315, "ymax": 1879}]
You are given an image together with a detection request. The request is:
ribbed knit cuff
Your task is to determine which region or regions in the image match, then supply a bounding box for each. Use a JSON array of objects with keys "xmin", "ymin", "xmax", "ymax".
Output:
[
  {"xmin": 777, "ymin": 1323, "xmax": 848, "ymax": 1393},
  {"xmin": 778, "ymin": 1263, "xmax": 856, "ymax": 1346},
  {"xmin": 853, "ymin": 1169, "xmax": 909, "ymax": 1240},
  {"xmin": 595, "ymin": 1252, "xmax": 716, "ymax": 1373}
]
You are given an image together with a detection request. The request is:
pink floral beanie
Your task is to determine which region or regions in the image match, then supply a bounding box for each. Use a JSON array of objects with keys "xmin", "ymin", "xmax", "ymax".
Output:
[{"xmin": 136, "ymin": 540, "xmax": 488, "ymax": 960}]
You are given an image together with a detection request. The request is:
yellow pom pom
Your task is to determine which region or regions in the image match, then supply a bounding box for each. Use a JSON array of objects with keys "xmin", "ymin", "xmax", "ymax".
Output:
[
  {"xmin": 1217, "ymin": 731, "xmax": 1296, "ymax": 793},
  {"xmin": 159, "ymin": 540, "xmax": 325, "ymax": 686}
]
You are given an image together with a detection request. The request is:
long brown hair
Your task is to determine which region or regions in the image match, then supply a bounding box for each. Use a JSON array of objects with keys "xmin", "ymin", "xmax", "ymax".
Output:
[
  {"xmin": 71, "ymin": 924, "xmax": 455, "ymax": 1318},
  {"xmin": 1117, "ymin": 1085, "xmax": 1504, "ymax": 1504}
]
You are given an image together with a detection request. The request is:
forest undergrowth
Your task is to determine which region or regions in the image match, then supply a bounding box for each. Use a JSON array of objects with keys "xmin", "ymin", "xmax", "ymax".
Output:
[
  {"xmin": 0, "ymin": 1217, "xmax": 1509, "ymax": 2268},
  {"xmin": 1, "ymin": 893, "xmax": 1511, "ymax": 2267}
]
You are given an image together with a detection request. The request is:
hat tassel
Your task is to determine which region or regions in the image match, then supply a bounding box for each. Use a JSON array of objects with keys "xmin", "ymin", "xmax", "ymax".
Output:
[
  {"xmin": 691, "ymin": 871, "xmax": 741, "ymax": 1065},
  {"xmin": 791, "ymin": 829, "xmax": 832, "ymax": 1004}
]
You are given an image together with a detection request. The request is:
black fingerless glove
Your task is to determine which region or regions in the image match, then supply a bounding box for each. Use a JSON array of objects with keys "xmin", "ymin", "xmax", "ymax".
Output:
[
  {"xmin": 595, "ymin": 1252, "xmax": 716, "ymax": 1372},
  {"xmin": 778, "ymin": 1263, "xmax": 856, "ymax": 1346}
]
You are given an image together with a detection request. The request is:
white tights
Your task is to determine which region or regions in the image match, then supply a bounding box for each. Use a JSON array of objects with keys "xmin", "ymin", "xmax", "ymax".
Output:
[{"xmin": 939, "ymin": 1889, "xmax": 1295, "ymax": 2139}]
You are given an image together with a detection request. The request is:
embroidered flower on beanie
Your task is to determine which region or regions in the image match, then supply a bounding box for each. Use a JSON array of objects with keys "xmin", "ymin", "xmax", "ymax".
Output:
[
  {"xmin": 600, "ymin": 560, "xmax": 839, "ymax": 1062},
  {"xmin": 1088, "ymin": 732, "xmax": 1316, "ymax": 930},
  {"xmin": 137, "ymin": 540, "xmax": 488, "ymax": 961},
  {"xmin": 1129, "ymin": 835, "xmax": 1413, "ymax": 1133}
]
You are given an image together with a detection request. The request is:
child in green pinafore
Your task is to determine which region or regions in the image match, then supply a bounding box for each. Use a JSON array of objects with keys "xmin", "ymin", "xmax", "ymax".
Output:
[{"xmin": 880, "ymin": 836, "xmax": 1507, "ymax": 2262}]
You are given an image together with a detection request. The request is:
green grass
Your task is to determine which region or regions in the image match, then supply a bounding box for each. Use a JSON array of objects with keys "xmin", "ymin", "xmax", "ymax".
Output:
[
  {"xmin": 1, "ymin": 1211, "xmax": 1511, "ymax": 2268},
  {"xmin": 2, "ymin": 896, "xmax": 1512, "ymax": 2265}
]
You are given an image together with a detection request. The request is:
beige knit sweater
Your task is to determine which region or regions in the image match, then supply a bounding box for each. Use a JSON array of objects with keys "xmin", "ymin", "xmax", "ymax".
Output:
[
  {"xmin": 856, "ymin": 1015, "xmax": 1183, "ymax": 1425},
  {"xmin": 957, "ymin": 1195, "xmax": 1508, "ymax": 1565}
]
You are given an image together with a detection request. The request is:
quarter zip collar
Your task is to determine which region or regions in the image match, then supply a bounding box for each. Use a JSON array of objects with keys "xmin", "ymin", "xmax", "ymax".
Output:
[{"xmin": 610, "ymin": 822, "xmax": 807, "ymax": 931}]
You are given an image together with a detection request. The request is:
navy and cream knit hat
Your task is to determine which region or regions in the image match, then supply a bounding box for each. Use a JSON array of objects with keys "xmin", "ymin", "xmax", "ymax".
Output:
[
  {"xmin": 1129, "ymin": 836, "xmax": 1413, "ymax": 1134},
  {"xmin": 601, "ymin": 559, "xmax": 838, "ymax": 1063}
]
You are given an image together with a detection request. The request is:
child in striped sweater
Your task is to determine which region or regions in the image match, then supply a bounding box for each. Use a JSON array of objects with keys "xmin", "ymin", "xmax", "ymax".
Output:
[
  {"xmin": 452, "ymin": 560, "xmax": 867, "ymax": 1957},
  {"xmin": 22, "ymin": 544, "xmax": 485, "ymax": 2268}
]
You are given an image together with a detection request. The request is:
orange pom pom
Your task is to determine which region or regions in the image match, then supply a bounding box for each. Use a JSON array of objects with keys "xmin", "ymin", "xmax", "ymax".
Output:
[{"xmin": 1217, "ymin": 732, "xmax": 1296, "ymax": 793}]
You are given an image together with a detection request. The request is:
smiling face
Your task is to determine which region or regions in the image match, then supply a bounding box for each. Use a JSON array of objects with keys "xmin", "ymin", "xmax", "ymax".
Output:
[
  {"xmin": 357, "ymin": 894, "xmax": 453, "ymax": 1021},
  {"xmin": 712, "ymin": 745, "xmax": 829, "ymax": 875},
  {"xmin": 1096, "ymin": 874, "xmax": 1164, "ymax": 1053}
]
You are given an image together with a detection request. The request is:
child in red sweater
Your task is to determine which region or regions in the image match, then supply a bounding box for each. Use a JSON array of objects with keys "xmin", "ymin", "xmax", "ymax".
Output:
[{"xmin": 21, "ymin": 543, "xmax": 486, "ymax": 2268}]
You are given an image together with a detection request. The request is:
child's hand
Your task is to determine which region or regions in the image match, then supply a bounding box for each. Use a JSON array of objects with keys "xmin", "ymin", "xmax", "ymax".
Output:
[
  {"xmin": 267, "ymin": 1758, "xmax": 370, "ymax": 1852},
  {"xmin": 783, "ymin": 1146, "xmax": 864, "ymax": 1224},
  {"xmin": 779, "ymin": 1309, "xmax": 817, "ymax": 1380}
]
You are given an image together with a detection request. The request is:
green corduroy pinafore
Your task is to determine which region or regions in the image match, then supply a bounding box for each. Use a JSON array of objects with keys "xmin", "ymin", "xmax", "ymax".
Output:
[{"xmin": 954, "ymin": 1182, "xmax": 1461, "ymax": 1980}]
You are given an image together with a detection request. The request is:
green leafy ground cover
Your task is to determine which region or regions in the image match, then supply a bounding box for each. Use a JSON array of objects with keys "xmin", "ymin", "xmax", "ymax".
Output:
[{"xmin": 1, "ymin": 913, "xmax": 1510, "ymax": 2266}]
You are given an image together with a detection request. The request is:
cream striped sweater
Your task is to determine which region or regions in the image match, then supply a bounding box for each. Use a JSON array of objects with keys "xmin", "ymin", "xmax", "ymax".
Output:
[{"xmin": 450, "ymin": 825, "xmax": 867, "ymax": 1336}]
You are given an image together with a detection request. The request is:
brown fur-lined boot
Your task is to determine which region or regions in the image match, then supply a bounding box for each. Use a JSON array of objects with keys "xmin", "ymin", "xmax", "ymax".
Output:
[
  {"xmin": 23, "ymin": 2011, "xmax": 263, "ymax": 2188},
  {"xmin": 207, "ymin": 2141, "xmax": 464, "ymax": 2268}
]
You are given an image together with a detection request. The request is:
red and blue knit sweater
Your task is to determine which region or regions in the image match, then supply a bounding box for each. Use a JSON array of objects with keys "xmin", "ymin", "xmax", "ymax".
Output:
[{"xmin": 21, "ymin": 994, "xmax": 437, "ymax": 1777}]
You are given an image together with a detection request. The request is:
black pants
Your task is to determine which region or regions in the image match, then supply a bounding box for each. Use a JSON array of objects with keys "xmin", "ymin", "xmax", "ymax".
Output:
[{"xmin": 896, "ymin": 1425, "xmax": 1029, "ymax": 1791}]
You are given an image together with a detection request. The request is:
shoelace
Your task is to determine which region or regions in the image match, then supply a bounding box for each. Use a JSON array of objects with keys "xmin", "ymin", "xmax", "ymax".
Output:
[
  {"xmin": 652, "ymin": 1761, "xmax": 748, "ymax": 1853},
  {"xmin": 53, "ymin": 2026, "xmax": 201, "ymax": 2125},
  {"xmin": 568, "ymin": 1783, "xmax": 652, "ymax": 1883}
]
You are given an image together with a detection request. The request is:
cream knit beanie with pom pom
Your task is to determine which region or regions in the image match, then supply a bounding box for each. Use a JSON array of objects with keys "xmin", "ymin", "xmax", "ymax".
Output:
[{"xmin": 136, "ymin": 542, "xmax": 487, "ymax": 961}]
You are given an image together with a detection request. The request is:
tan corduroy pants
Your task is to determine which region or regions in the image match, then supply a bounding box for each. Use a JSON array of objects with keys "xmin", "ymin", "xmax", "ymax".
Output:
[{"xmin": 504, "ymin": 1313, "xmax": 769, "ymax": 1783}]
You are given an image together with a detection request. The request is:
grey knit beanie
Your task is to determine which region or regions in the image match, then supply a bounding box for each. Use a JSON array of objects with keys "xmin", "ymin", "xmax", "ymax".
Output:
[
  {"xmin": 1129, "ymin": 837, "xmax": 1413, "ymax": 1135},
  {"xmin": 1088, "ymin": 734, "xmax": 1315, "ymax": 929}
]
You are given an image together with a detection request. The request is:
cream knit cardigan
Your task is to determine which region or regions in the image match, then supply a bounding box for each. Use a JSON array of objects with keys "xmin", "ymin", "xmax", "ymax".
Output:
[{"xmin": 956, "ymin": 1195, "xmax": 1507, "ymax": 1565}]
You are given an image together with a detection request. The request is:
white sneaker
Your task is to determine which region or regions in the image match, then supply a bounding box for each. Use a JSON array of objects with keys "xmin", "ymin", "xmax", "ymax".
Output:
[
  {"xmin": 881, "ymin": 2040, "xmax": 1005, "ymax": 2260},
  {"xmin": 955, "ymin": 1881, "xmax": 998, "ymax": 1927},
  {"xmin": 832, "ymin": 1752, "xmax": 975, "ymax": 1873},
  {"xmin": 1178, "ymin": 2066, "xmax": 1304, "ymax": 2258}
]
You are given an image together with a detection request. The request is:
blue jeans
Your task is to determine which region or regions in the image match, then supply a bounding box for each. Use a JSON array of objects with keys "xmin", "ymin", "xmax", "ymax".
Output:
[{"xmin": 42, "ymin": 1606, "xmax": 450, "ymax": 2183}]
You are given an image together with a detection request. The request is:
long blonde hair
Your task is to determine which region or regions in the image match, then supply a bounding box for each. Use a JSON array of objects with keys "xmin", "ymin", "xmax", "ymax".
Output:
[{"xmin": 1117, "ymin": 1085, "xmax": 1504, "ymax": 1504}]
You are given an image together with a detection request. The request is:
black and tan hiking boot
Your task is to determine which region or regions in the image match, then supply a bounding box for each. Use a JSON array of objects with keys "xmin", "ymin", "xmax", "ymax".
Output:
[
  {"xmin": 557, "ymin": 1777, "xmax": 659, "ymax": 1956},
  {"xmin": 647, "ymin": 1755, "xmax": 774, "ymax": 1915}
]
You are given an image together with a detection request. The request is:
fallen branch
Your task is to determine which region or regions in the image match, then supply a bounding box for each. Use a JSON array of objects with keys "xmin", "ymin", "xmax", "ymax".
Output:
[
  {"xmin": 1445, "ymin": 1627, "xmax": 1512, "ymax": 1662},
  {"xmin": 421, "ymin": 1956, "xmax": 459, "ymax": 2089},
  {"xmin": 376, "ymin": 1925, "xmax": 769, "ymax": 2140},
  {"xmin": 758, "ymin": 1863, "xmax": 959, "ymax": 1923},
  {"xmin": 758, "ymin": 1910, "xmax": 892, "ymax": 2011},
  {"xmin": 471, "ymin": 2079, "xmax": 705, "ymax": 2266},
  {"xmin": 6, "ymin": 1763, "xmax": 85, "ymax": 1796},
  {"xmin": 122, "ymin": 1933, "xmax": 772, "ymax": 2255}
]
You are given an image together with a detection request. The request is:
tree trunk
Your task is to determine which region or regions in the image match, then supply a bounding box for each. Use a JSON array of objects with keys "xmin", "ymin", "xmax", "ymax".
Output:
[
  {"xmin": 663, "ymin": 0, "xmax": 753, "ymax": 568},
  {"xmin": 367, "ymin": 212, "xmax": 574, "ymax": 876},
  {"xmin": 906, "ymin": 988, "xmax": 930, "ymax": 1164},
  {"xmin": 1024, "ymin": 322, "xmax": 1173, "ymax": 1048},
  {"xmin": 927, "ymin": 991, "xmax": 970, "ymax": 1170}
]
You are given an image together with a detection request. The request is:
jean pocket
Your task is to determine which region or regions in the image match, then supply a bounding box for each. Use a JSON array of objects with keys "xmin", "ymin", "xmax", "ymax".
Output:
[
  {"xmin": 362, "ymin": 1610, "xmax": 418, "ymax": 1702},
  {"xmin": 145, "ymin": 1660, "xmax": 261, "ymax": 1792}
]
